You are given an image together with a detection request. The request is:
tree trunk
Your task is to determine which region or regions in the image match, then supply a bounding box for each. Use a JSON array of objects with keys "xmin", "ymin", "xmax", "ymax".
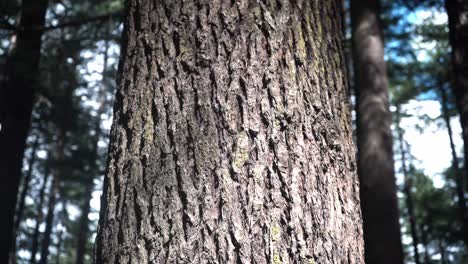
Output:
[
  {"xmin": 56, "ymin": 199, "xmax": 68, "ymax": 264},
  {"xmin": 420, "ymin": 224, "xmax": 431, "ymax": 264},
  {"xmin": 396, "ymin": 109, "xmax": 421, "ymax": 264},
  {"xmin": 15, "ymin": 133, "xmax": 40, "ymax": 231},
  {"xmin": 75, "ymin": 182, "xmax": 93, "ymax": 264},
  {"xmin": 438, "ymin": 239, "xmax": 446, "ymax": 264},
  {"xmin": 30, "ymin": 165, "xmax": 50, "ymax": 264},
  {"xmin": 56, "ymin": 228, "xmax": 63, "ymax": 264},
  {"xmin": 10, "ymin": 133, "xmax": 40, "ymax": 260},
  {"xmin": 445, "ymin": 0, "xmax": 468, "ymax": 247},
  {"xmin": 0, "ymin": 0, "xmax": 48, "ymax": 261},
  {"xmin": 38, "ymin": 173, "xmax": 59, "ymax": 264},
  {"xmin": 351, "ymin": 1, "xmax": 403, "ymax": 264},
  {"xmin": 95, "ymin": 1, "xmax": 364, "ymax": 263},
  {"xmin": 439, "ymin": 84, "xmax": 468, "ymax": 246}
]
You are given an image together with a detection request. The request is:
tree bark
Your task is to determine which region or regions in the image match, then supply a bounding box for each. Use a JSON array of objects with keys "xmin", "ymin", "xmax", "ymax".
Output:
[
  {"xmin": 445, "ymin": 0, "xmax": 468, "ymax": 247},
  {"xmin": 30, "ymin": 165, "xmax": 50, "ymax": 264},
  {"xmin": 95, "ymin": 1, "xmax": 364, "ymax": 263},
  {"xmin": 396, "ymin": 109, "xmax": 421, "ymax": 264},
  {"xmin": 351, "ymin": 1, "xmax": 403, "ymax": 264},
  {"xmin": 0, "ymin": 0, "xmax": 48, "ymax": 261}
]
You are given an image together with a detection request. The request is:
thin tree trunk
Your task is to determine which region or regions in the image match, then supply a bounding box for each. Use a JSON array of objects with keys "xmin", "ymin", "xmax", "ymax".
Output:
[
  {"xmin": 95, "ymin": 1, "xmax": 364, "ymax": 263},
  {"xmin": 438, "ymin": 239, "xmax": 446, "ymax": 264},
  {"xmin": 351, "ymin": 1, "xmax": 403, "ymax": 263},
  {"xmin": 30, "ymin": 165, "xmax": 51, "ymax": 264},
  {"xmin": 439, "ymin": 84, "xmax": 468, "ymax": 247},
  {"xmin": 10, "ymin": 133, "xmax": 40, "ymax": 260},
  {"xmin": 75, "ymin": 27, "xmax": 111, "ymax": 264},
  {"xmin": 55, "ymin": 199, "xmax": 67, "ymax": 264},
  {"xmin": 38, "ymin": 173, "xmax": 59, "ymax": 264},
  {"xmin": 420, "ymin": 224, "xmax": 431, "ymax": 264},
  {"xmin": 75, "ymin": 182, "xmax": 93, "ymax": 264},
  {"xmin": 15, "ymin": 133, "xmax": 40, "ymax": 231},
  {"xmin": 445, "ymin": 0, "xmax": 468, "ymax": 247},
  {"xmin": 0, "ymin": 1, "xmax": 48, "ymax": 261},
  {"xmin": 56, "ymin": 228, "xmax": 63, "ymax": 264},
  {"xmin": 396, "ymin": 108, "xmax": 421, "ymax": 264},
  {"xmin": 38, "ymin": 139, "xmax": 65, "ymax": 264}
]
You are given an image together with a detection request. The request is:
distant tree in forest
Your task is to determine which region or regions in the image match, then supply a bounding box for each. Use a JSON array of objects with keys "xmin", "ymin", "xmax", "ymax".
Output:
[
  {"xmin": 444, "ymin": 0, "xmax": 468, "ymax": 247},
  {"xmin": 351, "ymin": 0, "xmax": 403, "ymax": 263},
  {"xmin": 0, "ymin": 1, "xmax": 48, "ymax": 261}
]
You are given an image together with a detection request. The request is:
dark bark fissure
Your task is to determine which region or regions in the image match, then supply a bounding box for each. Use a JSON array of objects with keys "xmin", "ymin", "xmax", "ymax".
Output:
[
  {"xmin": 351, "ymin": 1, "xmax": 403, "ymax": 264},
  {"xmin": 96, "ymin": 1, "xmax": 364, "ymax": 263},
  {"xmin": 445, "ymin": 0, "xmax": 468, "ymax": 247},
  {"xmin": 0, "ymin": 0, "xmax": 48, "ymax": 261}
]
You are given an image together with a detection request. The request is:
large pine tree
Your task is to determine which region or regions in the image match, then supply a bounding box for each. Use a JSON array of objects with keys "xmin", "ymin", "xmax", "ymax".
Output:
[{"xmin": 95, "ymin": 1, "xmax": 364, "ymax": 263}]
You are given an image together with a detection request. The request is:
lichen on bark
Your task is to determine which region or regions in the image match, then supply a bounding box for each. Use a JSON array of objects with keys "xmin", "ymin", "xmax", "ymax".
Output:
[{"xmin": 95, "ymin": 1, "xmax": 364, "ymax": 263}]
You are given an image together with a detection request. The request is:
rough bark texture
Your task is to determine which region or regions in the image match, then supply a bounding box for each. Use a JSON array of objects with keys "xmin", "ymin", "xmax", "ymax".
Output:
[
  {"xmin": 96, "ymin": 1, "xmax": 364, "ymax": 263},
  {"xmin": 445, "ymin": 0, "xmax": 468, "ymax": 247},
  {"xmin": 0, "ymin": 0, "xmax": 48, "ymax": 261},
  {"xmin": 351, "ymin": 1, "xmax": 403, "ymax": 264}
]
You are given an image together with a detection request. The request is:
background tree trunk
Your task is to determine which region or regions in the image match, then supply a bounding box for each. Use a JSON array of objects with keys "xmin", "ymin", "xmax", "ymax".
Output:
[
  {"xmin": 439, "ymin": 84, "xmax": 468, "ymax": 246},
  {"xmin": 396, "ymin": 109, "xmax": 421, "ymax": 264},
  {"xmin": 75, "ymin": 30, "xmax": 110, "ymax": 264},
  {"xmin": 0, "ymin": 0, "xmax": 48, "ymax": 261},
  {"xmin": 30, "ymin": 164, "xmax": 50, "ymax": 264},
  {"xmin": 38, "ymin": 172, "xmax": 59, "ymax": 264},
  {"xmin": 351, "ymin": 0, "xmax": 403, "ymax": 263},
  {"xmin": 95, "ymin": 1, "xmax": 364, "ymax": 263},
  {"xmin": 10, "ymin": 133, "xmax": 40, "ymax": 260},
  {"xmin": 445, "ymin": 0, "xmax": 468, "ymax": 246}
]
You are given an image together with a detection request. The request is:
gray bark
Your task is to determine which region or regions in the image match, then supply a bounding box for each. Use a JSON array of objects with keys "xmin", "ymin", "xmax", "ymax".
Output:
[{"xmin": 95, "ymin": 1, "xmax": 364, "ymax": 263}]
